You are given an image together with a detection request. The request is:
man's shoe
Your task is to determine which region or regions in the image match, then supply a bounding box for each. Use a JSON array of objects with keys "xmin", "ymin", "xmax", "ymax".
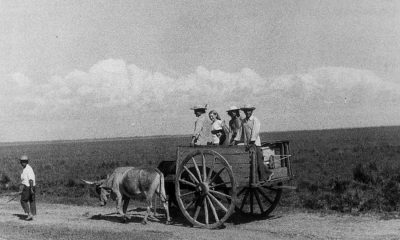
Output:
[{"xmin": 26, "ymin": 215, "xmax": 33, "ymax": 221}]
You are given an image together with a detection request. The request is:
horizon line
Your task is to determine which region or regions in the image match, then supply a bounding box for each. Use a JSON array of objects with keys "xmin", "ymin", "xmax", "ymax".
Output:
[{"xmin": 0, "ymin": 125, "xmax": 399, "ymax": 146}]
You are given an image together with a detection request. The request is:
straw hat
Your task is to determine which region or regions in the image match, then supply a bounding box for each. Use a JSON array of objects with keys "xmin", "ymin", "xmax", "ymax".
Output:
[
  {"xmin": 190, "ymin": 104, "xmax": 207, "ymax": 111},
  {"xmin": 226, "ymin": 106, "xmax": 240, "ymax": 112},
  {"xmin": 19, "ymin": 155, "xmax": 29, "ymax": 162},
  {"xmin": 240, "ymin": 104, "xmax": 256, "ymax": 110}
]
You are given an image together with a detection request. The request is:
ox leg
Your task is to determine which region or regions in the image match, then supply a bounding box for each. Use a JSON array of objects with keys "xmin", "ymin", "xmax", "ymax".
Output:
[
  {"xmin": 122, "ymin": 196, "xmax": 131, "ymax": 220},
  {"xmin": 115, "ymin": 192, "xmax": 128, "ymax": 221},
  {"xmin": 142, "ymin": 196, "xmax": 152, "ymax": 225},
  {"xmin": 157, "ymin": 176, "xmax": 171, "ymax": 224},
  {"xmin": 162, "ymin": 198, "xmax": 171, "ymax": 224},
  {"xmin": 161, "ymin": 194, "xmax": 171, "ymax": 224}
]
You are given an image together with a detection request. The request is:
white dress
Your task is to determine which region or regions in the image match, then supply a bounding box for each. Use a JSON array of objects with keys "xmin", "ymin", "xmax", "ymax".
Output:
[{"xmin": 211, "ymin": 120, "xmax": 223, "ymax": 144}]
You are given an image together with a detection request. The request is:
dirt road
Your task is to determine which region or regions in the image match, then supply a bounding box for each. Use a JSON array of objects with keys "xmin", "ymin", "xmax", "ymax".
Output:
[{"xmin": 0, "ymin": 197, "xmax": 399, "ymax": 240}]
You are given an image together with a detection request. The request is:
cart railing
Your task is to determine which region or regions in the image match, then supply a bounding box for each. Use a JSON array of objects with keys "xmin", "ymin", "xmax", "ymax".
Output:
[
  {"xmin": 261, "ymin": 141, "xmax": 293, "ymax": 181},
  {"xmin": 161, "ymin": 143, "xmax": 294, "ymax": 185}
]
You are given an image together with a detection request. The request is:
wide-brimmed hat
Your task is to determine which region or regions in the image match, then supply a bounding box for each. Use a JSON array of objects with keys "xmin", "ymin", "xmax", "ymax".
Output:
[
  {"xmin": 190, "ymin": 104, "xmax": 207, "ymax": 111},
  {"xmin": 19, "ymin": 155, "xmax": 29, "ymax": 162},
  {"xmin": 226, "ymin": 106, "xmax": 240, "ymax": 112},
  {"xmin": 240, "ymin": 104, "xmax": 256, "ymax": 110}
]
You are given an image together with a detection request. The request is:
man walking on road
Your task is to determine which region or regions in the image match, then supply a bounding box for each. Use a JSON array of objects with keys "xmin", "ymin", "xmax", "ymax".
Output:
[{"xmin": 19, "ymin": 155, "xmax": 36, "ymax": 220}]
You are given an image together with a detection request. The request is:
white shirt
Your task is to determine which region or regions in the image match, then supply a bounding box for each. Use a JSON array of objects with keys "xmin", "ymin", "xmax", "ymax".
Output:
[
  {"xmin": 234, "ymin": 115, "xmax": 261, "ymax": 146},
  {"xmin": 21, "ymin": 164, "xmax": 36, "ymax": 187},
  {"xmin": 192, "ymin": 114, "xmax": 211, "ymax": 145}
]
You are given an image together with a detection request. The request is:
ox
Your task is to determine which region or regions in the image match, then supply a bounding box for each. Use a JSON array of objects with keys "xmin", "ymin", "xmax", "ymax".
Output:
[{"xmin": 82, "ymin": 167, "xmax": 171, "ymax": 224}]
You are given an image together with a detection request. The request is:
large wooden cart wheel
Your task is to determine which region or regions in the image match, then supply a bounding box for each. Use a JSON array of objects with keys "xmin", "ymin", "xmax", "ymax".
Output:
[
  {"xmin": 175, "ymin": 149, "xmax": 236, "ymax": 229},
  {"xmin": 236, "ymin": 183, "xmax": 282, "ymax": 217}
]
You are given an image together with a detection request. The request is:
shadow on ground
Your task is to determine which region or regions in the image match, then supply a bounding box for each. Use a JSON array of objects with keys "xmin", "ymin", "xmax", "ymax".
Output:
[
  {"xmin": 88, "ymin": 206, "xmax": 192, "ymax": 227},
  {"xmin": 12, "ymin": 213, "xmax": 27, "ymax": 220},
  {"xmin": 88, "ymin": 205, "xmax": 282, "ymax": 228},
  {"xmin": 228, "ymin": 212, "xmax": 282, "ymax": 225}
]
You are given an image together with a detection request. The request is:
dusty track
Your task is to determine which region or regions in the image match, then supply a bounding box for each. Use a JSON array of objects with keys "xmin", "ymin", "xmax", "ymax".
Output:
[{"xmin": 0, "ymin": 197, "xmax": 399, "ymax": 240}]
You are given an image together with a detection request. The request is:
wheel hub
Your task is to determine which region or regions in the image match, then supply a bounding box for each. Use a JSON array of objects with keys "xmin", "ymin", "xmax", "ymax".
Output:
[{"xmin": 197, "ymin": 182, "xmax": 210, "ymax": 195}]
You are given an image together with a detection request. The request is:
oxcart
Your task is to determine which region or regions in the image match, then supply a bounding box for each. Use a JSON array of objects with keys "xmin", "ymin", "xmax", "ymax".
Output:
[{"xmin": 158, "ymin": 141, "xmax": 294, "ymax": 229}]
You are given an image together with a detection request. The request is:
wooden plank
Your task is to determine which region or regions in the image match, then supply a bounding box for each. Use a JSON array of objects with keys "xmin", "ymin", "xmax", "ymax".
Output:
[
  {"xmin": 177, "ymin": 146, "xmax": 248, "ymax": 162},
  {"xmin": 175, "ymin": 146, "xmax": 292, "ymax": 187},
  {"xmin": 232, "ymin": 163, "xmax": 251, "ymax": 184},
  {"xmin": 271, "ymin": 167, "xmax": 289, "ymax": 179},
  {"xmin": 275, "ymin": 185, "xmax": 297, "ymax": 190}
]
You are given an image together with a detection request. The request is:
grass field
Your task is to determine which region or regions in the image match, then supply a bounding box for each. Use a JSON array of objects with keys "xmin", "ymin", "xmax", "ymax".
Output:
[{"xmin": 1, "ymin": 126, "xmax": 400, "ymax": 212}]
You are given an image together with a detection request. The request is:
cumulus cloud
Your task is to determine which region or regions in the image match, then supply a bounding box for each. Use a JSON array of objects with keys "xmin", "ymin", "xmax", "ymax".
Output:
[
  {"xmin": 266, "ymin": 67, "xmax": 400, "ymax": 110},
  {"xmin": 1, "ymin": 59, "xmax": 269, "ymax": 118},
  {"xmin": 1, "ymin": 60, "xmax": 400, "ymax": 141}
]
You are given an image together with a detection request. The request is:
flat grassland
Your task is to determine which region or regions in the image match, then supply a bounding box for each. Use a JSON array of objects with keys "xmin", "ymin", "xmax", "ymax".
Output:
[{"xmin": 1, "ymin": 126, "xmax": 400, "ymax": 211}]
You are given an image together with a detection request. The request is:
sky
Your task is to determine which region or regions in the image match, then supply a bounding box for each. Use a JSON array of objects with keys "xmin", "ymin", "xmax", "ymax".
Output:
[{"xmin": 0, "ymin": 0, "xmax": 400, "ymax": 142}]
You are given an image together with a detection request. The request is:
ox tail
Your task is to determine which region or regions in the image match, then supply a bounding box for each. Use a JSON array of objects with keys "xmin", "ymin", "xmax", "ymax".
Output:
[
  {"xmin": 156, "ymin": 168, "xmax": 171, "ymax": 224},
  {"xmin": 155, "ymin": 168, "xmax": 171, "ymax": 223},
  {"xmin": 154, "ymin": 168, "xmax": 167, "ymax": 202}
]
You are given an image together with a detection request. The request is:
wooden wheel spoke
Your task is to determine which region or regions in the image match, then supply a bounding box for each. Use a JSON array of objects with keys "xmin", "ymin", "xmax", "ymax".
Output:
[
  {"xmin": 206, "ymin": 196, "xmax": 219, "ymax": 222},
  {"xmin": 201, "ymin": 153, "xmax": 207, "ymax": 182},
  {"xmin": 183, "ymin": 166, "xmax": 200, "ymax": 184},
  {"xmin": 204, "ymin": 196, "xmax": 209, "ymax": 225},
  {"xmin": 194, "ymin": 202, "xmax": 202, "ymax": 220},
  {"xmin": 209, "ymin": 189, "xmax": 231, "ymax": 200},
  {"xmin": 239, "ymin": 189, "xmax": 250, "ymax": 211},
  {"xmin": 237, "ymin": 187, "xmax": 247, "ymax": 196},
  {"xmin": 209, "ymin": 167, "xmax": 225, "ymax": 184},
  {"xmin": 191, "ymin": 157, "xmax": 203, "ymax": 182},
  {"xmin": 207, "ymin": 193, "xmax": 228, "ymax": 212},
  {"xmin": 250, "ymin": 190, "xmax": 254, "ymax": 214},
  {"xmin": 210, "ymin": 182, "xmax": 230, "ymax": 189},
  {"xmin": 179, "ymin": 179, "xmax": 197, "ymax": 188},
  {"xmin": 236, "ymin": 183, "xmax": 282, "ymax": 217},
  {"xmin": 206, "ymin": 157, "xmax": 217, "ymax": 182},
  {"xmin": 185, "ymin": 199, "xmax": 196, "ymax": 210},
  {"xmin": 254, "ymin": 190, "xmax": 264, "ymax": 213},
  {"xmin": 257, "ymin": 188, "xmax": 273, "ymax": 204},
  {"xmin": 180, "ymin": 190, "xmax": 197, "ymax": 198}
]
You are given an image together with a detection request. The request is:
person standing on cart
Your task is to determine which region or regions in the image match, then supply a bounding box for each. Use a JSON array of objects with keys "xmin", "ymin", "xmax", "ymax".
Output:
[
  {"xmin": 226, "ymin": 106, "xmax": 242, "ymax": 144},
  {"xmin": 19, "ymin": 155, "xmax": 36, "ymax": 220},
  {"xmin": 190, "ymin": 104, "xmax": 211, "ymax": 146},
  {"xmin": 232, "ymin": 104, "xmax": 273, "ymax": 182},
  {"xmin": 209, "ymin": 110, "xmax": 226, "ymax": 145}
]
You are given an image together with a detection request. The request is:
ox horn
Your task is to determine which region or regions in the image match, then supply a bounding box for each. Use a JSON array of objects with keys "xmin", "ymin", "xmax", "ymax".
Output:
[{"xmin": 81, "ymin": 179, "xmax": 96, "ymax": 185}]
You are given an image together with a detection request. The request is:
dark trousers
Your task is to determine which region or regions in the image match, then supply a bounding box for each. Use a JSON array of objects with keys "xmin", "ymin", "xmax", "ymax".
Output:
[
  {"xmin": 255, "ymin": 146, "xmax": 273, "ymax": 181},
  {"xmin": 20, "ymin": 185, "xmax": 36, "ymax": 216}
]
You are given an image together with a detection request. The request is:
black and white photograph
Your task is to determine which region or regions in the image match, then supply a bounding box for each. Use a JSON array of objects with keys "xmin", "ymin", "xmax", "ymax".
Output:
[{"xmin": 0, "ymin": 1, "xmax": 400, "ymax": 239}]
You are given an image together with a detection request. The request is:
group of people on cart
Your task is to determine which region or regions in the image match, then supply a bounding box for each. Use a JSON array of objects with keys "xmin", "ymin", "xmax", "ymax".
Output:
[{"xmin": 190, "ymin": 104, "xmax": 273, "ymax": 182}]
